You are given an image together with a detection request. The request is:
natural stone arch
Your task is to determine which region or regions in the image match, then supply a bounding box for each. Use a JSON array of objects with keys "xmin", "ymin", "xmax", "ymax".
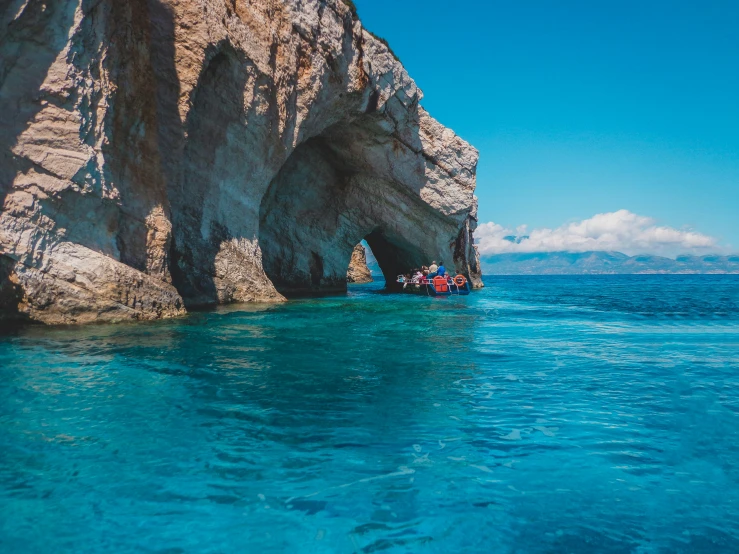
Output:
[
  {"xmin": 0, "ymin": 0, "xmax": 482, "ymax": 324},
  {"xmin": 169, "ymin": 42, "xmax": 281, "ymax": 307},
  {"xmin": 258, "ymin": 135, "xmax": 372, "ymax": 296},
  {"xmin": 363, "ymin": 228, "xmax": 430, "ymax": 287},
  {"xmin": 258, "ymin": 116, "xmax": 459, "ymax": 296}
]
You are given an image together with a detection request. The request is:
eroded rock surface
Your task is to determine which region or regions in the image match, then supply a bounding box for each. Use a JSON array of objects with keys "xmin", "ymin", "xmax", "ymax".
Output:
[
  {"xmin": 347, "ymin": 244, "xmax": 373, "ymax": 284},
  {"xmin": 0, "ymin": 0, "xmax": 482, "ymax": 324}
]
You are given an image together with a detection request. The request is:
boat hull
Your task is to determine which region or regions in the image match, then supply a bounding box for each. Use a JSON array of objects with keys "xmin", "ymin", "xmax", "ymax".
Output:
[{"xmin": 400, "ymin": 281, "xmax": 471, "ymax": 296}]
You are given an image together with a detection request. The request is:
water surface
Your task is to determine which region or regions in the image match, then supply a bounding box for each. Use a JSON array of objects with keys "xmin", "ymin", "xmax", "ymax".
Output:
[{"xmin": 1, "ymin": 276, "xmax": 738, "ymax": 553}]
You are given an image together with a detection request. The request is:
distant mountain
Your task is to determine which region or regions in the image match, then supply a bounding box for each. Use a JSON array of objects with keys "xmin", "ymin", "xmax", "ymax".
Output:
[{"xmin": 480, "ymin": 252, "xmax": 739, "ymax": 275}]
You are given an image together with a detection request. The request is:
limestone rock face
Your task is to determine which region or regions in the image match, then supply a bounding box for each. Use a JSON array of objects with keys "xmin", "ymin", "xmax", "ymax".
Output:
[
  {"xmin": 347, "ymin": 244, "xmax": 373, "ymax": 284},
  {"xmin": 0, "ymin": 0, "xmax": 482, "ymax": 324}
]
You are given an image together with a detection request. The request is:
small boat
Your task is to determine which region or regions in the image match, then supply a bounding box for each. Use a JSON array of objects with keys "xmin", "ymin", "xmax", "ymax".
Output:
[{"xmin": 396, "ymin": 274, "xmax": 471, "ymax": 296}]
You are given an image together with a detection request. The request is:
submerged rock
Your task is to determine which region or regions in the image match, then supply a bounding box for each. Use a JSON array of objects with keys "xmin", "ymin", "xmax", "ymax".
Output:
[
  {"xmin": 0, "ymin": 0, "xmax": 482, "ymax": 324},
  {"xmin": 347, "ymin": 244, "xmax": 373, "ymax": 284}
]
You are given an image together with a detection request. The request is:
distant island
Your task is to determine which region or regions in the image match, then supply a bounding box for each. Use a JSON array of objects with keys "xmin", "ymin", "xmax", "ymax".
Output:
[{"xmin": 480, "ymin": 252, "xmax": 739, "ymax": 275}]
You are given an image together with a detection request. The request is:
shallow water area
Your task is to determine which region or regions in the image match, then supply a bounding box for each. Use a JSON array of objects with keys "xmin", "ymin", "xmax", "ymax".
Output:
[{"xmin": 2, "ymin": 275, "xmax": 739, "ymax": 553}]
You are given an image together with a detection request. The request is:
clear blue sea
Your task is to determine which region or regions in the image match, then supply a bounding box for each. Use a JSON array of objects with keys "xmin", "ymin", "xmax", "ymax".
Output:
[{"xmin": 1, "ymin": 276, "xmax": 738, "ymax": 553}]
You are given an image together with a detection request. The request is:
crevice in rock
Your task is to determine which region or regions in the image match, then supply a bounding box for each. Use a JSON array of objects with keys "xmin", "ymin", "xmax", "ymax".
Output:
[
  {"xmin": 0, "ymin": 254, "xmax": 30, "ymax": 326},
  {"xmin": 365, "ymin": 89, "xmax": 380, "ymax": 114}
]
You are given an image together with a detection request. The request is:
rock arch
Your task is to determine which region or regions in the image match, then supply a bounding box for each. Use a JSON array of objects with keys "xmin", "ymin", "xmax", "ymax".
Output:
[
  {"xmin": 169, "ymin": 42, "xmax": 281, "ymax": 307},
  {"xmin": 258, "ymin": 111, "xmax": 464, "ymax": 296},
  {"xmin": 0, "ymin": 0, "xmax": 482, "ymax": 324}
]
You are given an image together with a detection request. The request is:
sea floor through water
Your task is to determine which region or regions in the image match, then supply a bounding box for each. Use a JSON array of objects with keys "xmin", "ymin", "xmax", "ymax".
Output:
[{"xmin": 1, "ymin": 275, "xmax": 739, "ymax": 553}]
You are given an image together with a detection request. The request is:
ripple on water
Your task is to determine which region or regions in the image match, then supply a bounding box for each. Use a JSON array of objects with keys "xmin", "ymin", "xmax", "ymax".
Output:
[{"xmin": 1, "ymin": 275, "xmax": 738, "ymax": 552}]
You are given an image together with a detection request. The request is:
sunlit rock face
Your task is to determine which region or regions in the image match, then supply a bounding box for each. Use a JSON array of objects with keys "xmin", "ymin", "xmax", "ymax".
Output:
[
  {"xmin": 0, "ymin": 0, "xmax": 481, "ymax": 324},
  {"xmin": 347, "ymin": 244, "xmax": 373, "ymax": 284}
]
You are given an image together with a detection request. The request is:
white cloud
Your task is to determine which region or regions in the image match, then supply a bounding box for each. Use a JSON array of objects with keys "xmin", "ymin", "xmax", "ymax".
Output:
[{"xmin": 476, "ymin": 210, "xmax": 719, "ymax": 257}]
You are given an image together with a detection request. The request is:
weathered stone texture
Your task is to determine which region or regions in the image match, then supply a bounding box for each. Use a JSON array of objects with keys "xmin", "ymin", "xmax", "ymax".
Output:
[
  {"xmin": 0, "ymin": 0, "xmax": 481, "ymax": 324},
  {"xmin": 347, "ymin": 244, "xmax": 372, "ymax": 284}
]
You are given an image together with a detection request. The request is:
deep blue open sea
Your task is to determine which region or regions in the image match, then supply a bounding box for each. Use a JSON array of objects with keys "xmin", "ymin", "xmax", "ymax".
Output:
[{"xmin": 1, "ymin": 275, "xmax": 738, "ymax": 553}]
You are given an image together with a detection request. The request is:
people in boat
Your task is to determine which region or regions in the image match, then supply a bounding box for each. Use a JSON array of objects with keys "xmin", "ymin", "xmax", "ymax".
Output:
[
  {"xmin": 428, "ymin": 261, "xmax": 438, "ymax": 278},
  {"xmin": 413, "ymin": 269, "xmax": 424, "ymax": 281},
  {"xmin": 437, "ymin": 261, "xmax": 447, "ymax": 278},
  {"xmin": 422, "ymin": 265, "xmax": 429, "ymax": 276}
]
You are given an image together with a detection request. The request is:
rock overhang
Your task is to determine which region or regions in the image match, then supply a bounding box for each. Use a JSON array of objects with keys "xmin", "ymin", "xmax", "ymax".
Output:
[{"xmin": 0, "ymin": 0, "xmax": 482, "ymax": 324}]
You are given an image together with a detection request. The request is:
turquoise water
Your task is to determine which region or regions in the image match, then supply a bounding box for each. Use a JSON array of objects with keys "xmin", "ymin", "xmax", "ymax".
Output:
[{"xmin": 1, "ymin": 276, "xmax": 738, "ymax": 553}]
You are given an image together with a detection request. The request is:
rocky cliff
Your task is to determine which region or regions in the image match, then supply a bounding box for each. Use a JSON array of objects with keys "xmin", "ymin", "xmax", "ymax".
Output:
[
  {"xmin": 346, "ymin": 244, "xmax": 372, "ymax": 284},
  {"xmin": 0, "ymin": 0, "xmax": 482, "ymax": 324}
]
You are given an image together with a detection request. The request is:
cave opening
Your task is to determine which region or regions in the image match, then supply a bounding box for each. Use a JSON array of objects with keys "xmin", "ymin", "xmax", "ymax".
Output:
[
  {"xmin": 362, "ymin": 229, "xmax": 431, "ymax": 287},
  {"xmin": 345, "ymin": 234, "xmax": 429, "ymax": 287},
  {"xmin": 258, "ymin": 125, "xmax": 433, "ymax": 297}
]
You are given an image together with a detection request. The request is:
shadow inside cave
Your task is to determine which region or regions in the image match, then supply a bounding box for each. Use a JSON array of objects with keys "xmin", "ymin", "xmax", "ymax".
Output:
[{"xmin": 257, "ymin": 125, "xmax": 437, "ymax": 298}]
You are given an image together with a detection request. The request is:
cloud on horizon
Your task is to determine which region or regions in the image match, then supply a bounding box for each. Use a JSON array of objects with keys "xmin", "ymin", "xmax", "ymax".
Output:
[{"xmin": 476, "ymin": 210, "xmax": 721, "ymax": 257}]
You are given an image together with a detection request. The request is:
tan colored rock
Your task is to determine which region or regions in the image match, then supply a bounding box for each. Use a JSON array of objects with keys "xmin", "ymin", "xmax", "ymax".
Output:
[
  {"xmin": 347, "ymin": 244, "xmax": 373, "ymax": 284},
  {"xmin": 0, "ymin": 0, "xmax": 482, "ymax": 324}
]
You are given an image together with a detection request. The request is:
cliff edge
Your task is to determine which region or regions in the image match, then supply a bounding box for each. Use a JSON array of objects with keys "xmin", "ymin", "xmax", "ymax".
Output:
[{"xmin": 0, "ymin": 0, "xmax": 481, "ymax": 324}]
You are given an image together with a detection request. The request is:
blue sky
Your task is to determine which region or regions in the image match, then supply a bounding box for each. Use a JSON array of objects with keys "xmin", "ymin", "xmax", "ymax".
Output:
[{"xmin": 354, "ymin": 0, "xmax": 739, "ymax": 254}]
